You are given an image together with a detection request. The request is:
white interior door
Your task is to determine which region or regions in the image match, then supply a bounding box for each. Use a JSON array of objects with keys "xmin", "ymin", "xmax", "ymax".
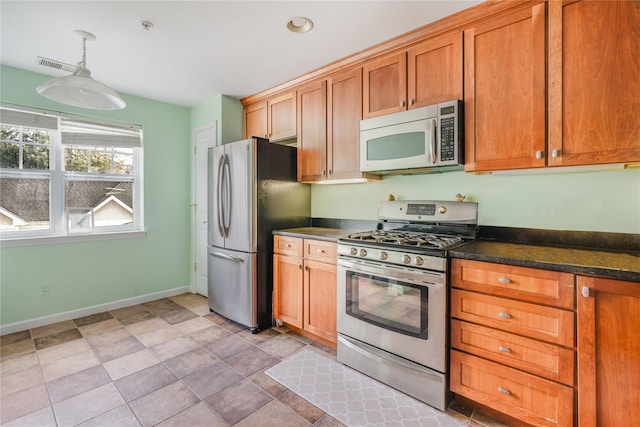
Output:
[{"xmin": 193, "ymin": 122, "xmax": 217, "ymax": 296}]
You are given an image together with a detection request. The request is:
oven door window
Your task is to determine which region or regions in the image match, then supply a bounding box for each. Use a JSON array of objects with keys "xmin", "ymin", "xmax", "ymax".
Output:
[{"xmin": 345, "ymin": 270, "xmax": 428, "ymax": 339}]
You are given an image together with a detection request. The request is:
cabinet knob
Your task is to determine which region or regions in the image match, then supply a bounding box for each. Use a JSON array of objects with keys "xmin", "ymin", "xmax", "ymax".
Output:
[
  {"xmin": 581, "ymin": 286, "xmax": 590, "ymax": 298},
  {"xmin": 552, "ymin": 149, "xmax": 559, "ymax": 158},
  {"xmin": 535, "ymin": 150, "xmax": 543, "ymax": 160},
  {"xmin": 498, "ymin": 277, "xmax": 511, "ymax": 284},
  {"xmin": 400, "ymin": 100, "xmax": 406, "ymax": 108},
  {"xmin": 498, "ymin": 346, "xmax": 511, "ymax": 353},
  {"xmin": 317, "ymin": 249, "xmax": 325, "ymax": 253},
  {"xmin": 498, "ymin": 311, "xmax": 511, "ymax": 319},
  {"xmin": 304, "ymin": 265, "xmax": 309, "ymax": 271},
  {"xmin": 321, "ymin": 169, "xmax": 326, "ymax": 176},
  {"xmin": 285, "ymin": 244, "xmax": 291, "ymax": 248},
  {"xmin": 498, "ymin": 387, "xmax": 511, "ymax": 395},
  {"xmin": 298, "ymin": 264, "xmax": 302, "ymax": 269},
  {"xmin": 328, "ymin": 169, "xmax": 332, "ymax": 175},
  {"xmin": 409, "ymin": 98, "xmax": 415, "ymax": 106}
]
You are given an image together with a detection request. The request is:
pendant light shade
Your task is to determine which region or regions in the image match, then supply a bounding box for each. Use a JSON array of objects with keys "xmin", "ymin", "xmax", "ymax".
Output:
[{"xmin": 36, "ymin": 30, "xmax": 126, "ymax": 110}]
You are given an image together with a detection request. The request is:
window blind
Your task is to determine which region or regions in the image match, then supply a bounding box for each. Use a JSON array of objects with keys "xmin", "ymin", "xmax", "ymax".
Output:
[
  {"xmin": 0, "ymin": 108, "xmax": 58, "ymax": 130},
  {"xmin": 60, "ymin": 119, "xmax": 142, "ymax": 148}
]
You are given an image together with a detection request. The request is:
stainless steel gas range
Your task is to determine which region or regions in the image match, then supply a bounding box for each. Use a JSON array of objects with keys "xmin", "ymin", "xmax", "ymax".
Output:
[{"xmin": 336, "ymin": 200, "xmax": 478, "ymax": 411}]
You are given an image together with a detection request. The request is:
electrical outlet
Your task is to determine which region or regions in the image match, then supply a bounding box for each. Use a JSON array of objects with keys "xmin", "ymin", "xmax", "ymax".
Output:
[{"xmin": 40, "ymin": 283, "xmax": 51, "ymax": 296}]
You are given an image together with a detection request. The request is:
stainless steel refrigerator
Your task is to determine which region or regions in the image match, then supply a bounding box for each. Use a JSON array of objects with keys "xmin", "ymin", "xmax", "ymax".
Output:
[{"xmin": 208, "ymin": 137, "xmax": 310, "ymax": 332}]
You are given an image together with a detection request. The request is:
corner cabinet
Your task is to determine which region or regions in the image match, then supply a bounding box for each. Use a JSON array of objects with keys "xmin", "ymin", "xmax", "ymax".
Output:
[
  {"xmin": 363, "ymin": 32, "xmax": 463, "ymax": 119},
  {"xmin": 273, "ymin": 235, "xmax": 337, "ymax": 346},
  {"xmin": 243, "ymin": 91, "xmax": 296, "ymax": 142},
  {"xmin": 547, "ymin": 0, "xmax": 640, "ymax": 167},
  {"xmin": 450, "ymin": 259, "xmax": 575, "ymax": 427},
  {"xmin": 576, "ymin": 276, "xmax": 640, "ymax": 427},
  {"xmin": 464, "ymin": 3, "xmax": 546, "ymax": 172},
  {"xmin": 297, "ymin": 67, "xmax": 378, "ymax": 183}
]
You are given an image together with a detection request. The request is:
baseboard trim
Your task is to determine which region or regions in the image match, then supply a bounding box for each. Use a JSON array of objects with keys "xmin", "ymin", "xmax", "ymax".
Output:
[{"xmin": 0, "ymin": 286, "xmax": 192, "ymax": 336}]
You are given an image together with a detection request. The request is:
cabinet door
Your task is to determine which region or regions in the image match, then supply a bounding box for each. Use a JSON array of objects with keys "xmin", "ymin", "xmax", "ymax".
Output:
[
  {"xmin": 273, "ymin": 254, "xmax": 304, "ymax": 329},
  {"xmin": 327, "ymin": 68, "xmax": 364, "ymax": 180},
  {"xmin": 577, "ymin": 276, "xmax": 640, "ymax": 427},
  {"xmin": 297, "ymin": 80, "xmax": 327, "ymax": 182},
  {"xmin": 303, "ymin": 259, "xmax": 337, "ymax": 343},
  {"xmin": 268, "ymin": 91, "xmax": 297, "ymax": 141},
  {"xmin": 464, "ymin": 4, "xmax": 546, "ymax": 172},
  {"xmin": 244, "ymin": 100, "xmax": 267, "ymax": 139},
  {"xmin": 548, "ymin": 0, "xmax": 640, "ymax": 167},
  {"xmin": 362, "ymin": 52, "xmax": 407, "ymax": 119},
  {"xmin": 407, "ymin": 32, "xmax": 463, "ymax": 108}
]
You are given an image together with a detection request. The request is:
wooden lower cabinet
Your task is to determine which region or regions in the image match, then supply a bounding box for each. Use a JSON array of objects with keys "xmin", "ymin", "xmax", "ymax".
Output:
[
  {"xmin": 273, "ymin": 235, "xmax": 337, "ymax": 346},
  {"xmin": 576, "ymin": 276, "xmax": 640, "ymax": 427},
  {"xmin": 451, "ymin": 351, "xmax": 574, "ymax": 427},
  {"xmin": 450, "ymin": 258, "xmax": 576, "ymax": 426}
]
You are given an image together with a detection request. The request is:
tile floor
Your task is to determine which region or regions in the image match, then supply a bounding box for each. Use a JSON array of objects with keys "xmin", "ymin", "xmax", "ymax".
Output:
[{"xmin": 0, "ymin": 293, "xmax": 506, "ymax": 426}]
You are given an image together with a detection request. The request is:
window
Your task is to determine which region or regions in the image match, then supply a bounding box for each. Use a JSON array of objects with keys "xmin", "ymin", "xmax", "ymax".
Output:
[{"xmin": 0, "ymin": 107, "xmax": 143, "ymax": 240}]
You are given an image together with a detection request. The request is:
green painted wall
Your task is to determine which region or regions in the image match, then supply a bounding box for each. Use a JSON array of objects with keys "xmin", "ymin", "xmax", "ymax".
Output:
[
  {"xmin": 0, "ymin": 65, "xmax": 192, "ymax": 326},
  {"xmin": 190, "ymin": 94, "xmax": 242, "ymax": 145},
  {"xmin": 311, "ymin": 168, "xmax": 640, "ymax": 233}
]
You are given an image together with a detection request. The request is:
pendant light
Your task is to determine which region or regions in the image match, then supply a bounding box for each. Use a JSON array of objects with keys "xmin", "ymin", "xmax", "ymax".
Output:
[{"xmin": 36, "ymin": 30, "xmax": 126, "ymax": 110}]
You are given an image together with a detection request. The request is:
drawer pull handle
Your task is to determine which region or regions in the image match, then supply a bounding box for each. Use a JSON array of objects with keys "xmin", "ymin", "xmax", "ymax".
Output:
[
  {"xmin": 498, "ymin": 277, "xmax": 511, "ymax": 284},
  {"xmin": 498, "ymin": 312, "xmax": 511, "ymax": 319},
  {"xmin": 498, "ymin": 387, "xmax": 511, "ymax": 395},
  {"xmin": 317, "ymin": 249, "xmax": 325, "ymax": 253},
  {"xmin": 285, "ymin": 244, "xmax": 291, "ymax": 248},
  {"xmin": 498, "ymin": 346, "xmax": 511, "ymax": 353}
]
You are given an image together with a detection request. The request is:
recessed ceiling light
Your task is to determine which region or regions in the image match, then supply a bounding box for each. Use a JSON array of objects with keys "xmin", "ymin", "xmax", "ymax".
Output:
[{"xmin": 287, "ymin": 17, "xmax": 313, "ymax": 33}]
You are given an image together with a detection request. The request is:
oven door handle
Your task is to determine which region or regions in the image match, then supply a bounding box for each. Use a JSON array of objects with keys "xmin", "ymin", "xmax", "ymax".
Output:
[{"xmin": 338, "ymin": 258, "xmax": 443, "ymax": 287}]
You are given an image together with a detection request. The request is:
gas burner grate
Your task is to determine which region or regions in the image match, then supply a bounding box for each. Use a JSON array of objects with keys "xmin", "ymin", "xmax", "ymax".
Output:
[{"xmin": 346, "ymin": 230, "xmax": 464, "ymax": 250}]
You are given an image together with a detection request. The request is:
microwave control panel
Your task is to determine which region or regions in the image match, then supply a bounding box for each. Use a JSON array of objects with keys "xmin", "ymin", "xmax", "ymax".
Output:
[{"xmin": 437, "ymin": 100, "xmax": 462, "ymax": 165}]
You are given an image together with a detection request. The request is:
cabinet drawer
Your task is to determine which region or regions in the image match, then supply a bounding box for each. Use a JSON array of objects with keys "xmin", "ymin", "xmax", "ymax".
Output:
[
  {"xmin": 451, "ymin": 320, "xmax": 574, "ymax": 386},
  {"xmin": 451, "ymin": 289, "xmax": 575, "ymax": 347},
  {"xmin": 451, "ymin": 259, "xmax": 575, "ymax": 309},
  {"xmin": 304, "ymin": 239, "xmax": 337, "ymax": 264},
  {"xmin": 274, "ymin": 235, "xmax": 303, "ymax": 257},
  {"xmin": 451, "ymin": 350, "xmax": 574, "ymax": 427}
]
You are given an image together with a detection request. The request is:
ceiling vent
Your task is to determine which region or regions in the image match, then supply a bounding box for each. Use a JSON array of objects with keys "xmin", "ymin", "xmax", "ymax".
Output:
[{"xmin": 36, "ymin": 56, "xmax": 78, "ymax": 73}]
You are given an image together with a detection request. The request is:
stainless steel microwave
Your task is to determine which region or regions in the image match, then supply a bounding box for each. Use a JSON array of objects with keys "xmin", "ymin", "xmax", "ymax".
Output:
[{"xmin": 359, "ymin": 100, "xmax": 463, "ymax": 174}]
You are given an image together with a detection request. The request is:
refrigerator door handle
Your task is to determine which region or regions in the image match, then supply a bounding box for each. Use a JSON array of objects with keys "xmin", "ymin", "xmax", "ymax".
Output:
[
  {"xmin": 223, "ymin": 153, "xmax": 231, "ymax": 236},
  {"xmin": 209, "ymin": 251, "xmax": 245, "ymax": 263},
  {"xmin": 217, "ymin": 153, "xmax": 226, "ymax": 238}
]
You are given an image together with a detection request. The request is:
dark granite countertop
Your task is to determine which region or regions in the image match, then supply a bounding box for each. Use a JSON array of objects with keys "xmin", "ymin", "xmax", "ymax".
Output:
[
  {"xmin": 273, "ymin": 227, "xmax": 354, "ymax": 243},
  {"xmin": 450, "ymin": 240, "xmax": 640, "ymax": 282}
]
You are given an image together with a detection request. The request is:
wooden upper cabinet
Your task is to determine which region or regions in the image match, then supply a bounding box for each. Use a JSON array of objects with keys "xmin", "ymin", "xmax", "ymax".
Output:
[
  {"xmin": 297, "ymin": 80, "xmax": 327, "ymax": 182},
  {"xmin": 363, "ymin": 52, "xmax": 407, "ymax": 119},
  {"xmin": 327, "ymin": 67, "xmax": 369, "ymax": 180},
  {"xmin": 548, "ymin": 0, "xmax": 640, "ymax": 167},
  {"xmin": 407, "ymin": 32, "xmax": 463, "ymax": 108},
  {"xmin": 244, "ymin": 91, "xmax": 296, "ymax": 142},
  {"xmin": 576, "ymin": 276, "xmax": 640, "ymax": 427},
  {"xmin": 464, "ymin": 3, "xmax": 546, "ymax": 172},
  {"xmin": 363, "ymin": 32, "xmax": 463, "ymax": 119},
  {"xmin": 268, "ymin": 91, "xmax": 297, "ymax": 141},
  {"xmin": 298, "ymin": 67, "xmax": 378, "ymax": 183},
  {"xmin": 244, "ymin": 99, "xmax": 267, "ymax": 140}
]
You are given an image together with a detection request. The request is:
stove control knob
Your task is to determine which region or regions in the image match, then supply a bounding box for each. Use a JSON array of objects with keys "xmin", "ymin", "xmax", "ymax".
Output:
[
  {"xmin": 380, "ymin": 251, "xmax": 388, "ymax": 261},
  {"xmin": 359, "ymin": 249, "xmax": 368, "ymax": 257},
  {"xmin": 402, "ymin": 255, "xmax": 411, "ymax": 264},
  {"xmin": 350, "ymin": 247, "xmax": 358, "ymax": 256},
  {"xmin": 439, "ymin": 206, "xmax": 447, "ymax": 214},
  {"xmin": 415, "ymin": 256, "xmax": 424, "ymax": 266}
]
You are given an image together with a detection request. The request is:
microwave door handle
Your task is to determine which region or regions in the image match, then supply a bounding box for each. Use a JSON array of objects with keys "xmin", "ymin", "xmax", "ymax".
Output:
[{"xmin": 430, "ymin": 118, "xmax": 437, "ymax": 164}]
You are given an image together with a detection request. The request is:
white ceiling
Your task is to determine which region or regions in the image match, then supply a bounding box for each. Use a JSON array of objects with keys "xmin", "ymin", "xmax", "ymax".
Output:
[{"xmin": 1, "ymin": 1, "xmax": 481, "ymax": 108}]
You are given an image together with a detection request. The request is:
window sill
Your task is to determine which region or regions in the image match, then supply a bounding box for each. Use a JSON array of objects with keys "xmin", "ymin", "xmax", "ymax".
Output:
[{"xmin": 0, "ymin": 230, "xmax": 147, "ymax": 248}]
